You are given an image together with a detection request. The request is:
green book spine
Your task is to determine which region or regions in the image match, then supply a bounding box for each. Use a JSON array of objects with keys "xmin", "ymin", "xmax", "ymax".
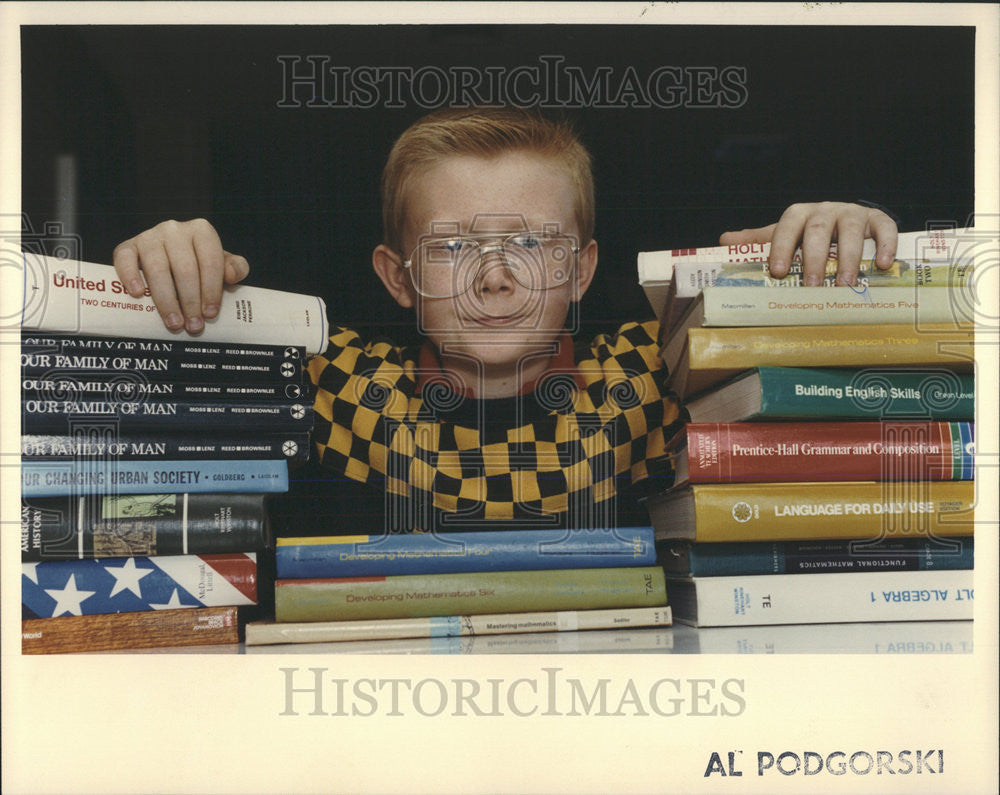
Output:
[
  {"xmin": 275, "ymin": 567, "xmax": 667, "ymax": 622},
  {"xmin": 756, "ymin": 367, "xmax": 974, "ymax": 419}
]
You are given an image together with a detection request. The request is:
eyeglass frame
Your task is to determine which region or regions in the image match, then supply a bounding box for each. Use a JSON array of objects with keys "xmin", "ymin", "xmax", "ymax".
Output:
[{"xmin": 400, "ymin": 230, "xmax": 581, "ymax": 298}]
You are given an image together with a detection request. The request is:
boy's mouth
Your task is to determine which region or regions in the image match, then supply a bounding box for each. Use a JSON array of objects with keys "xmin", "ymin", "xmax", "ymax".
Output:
[{"xmin": 466, "ymin": 313, "xmax": 525, "ymax": 327}]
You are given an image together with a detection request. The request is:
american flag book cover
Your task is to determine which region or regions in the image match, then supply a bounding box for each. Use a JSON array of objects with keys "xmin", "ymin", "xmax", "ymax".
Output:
[{"xmin": 22, "ymin": 553, "xmax": 258, "ymax": 618}]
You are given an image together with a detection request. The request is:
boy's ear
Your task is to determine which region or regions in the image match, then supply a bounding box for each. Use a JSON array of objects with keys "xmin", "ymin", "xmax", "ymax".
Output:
[
  {"xmin": 572, "ymin": 238, "xmax": 598, "ymax": 301},
  {"xmin": 372, "ymin": 244, "xmax": 416, "ymax": 308}
]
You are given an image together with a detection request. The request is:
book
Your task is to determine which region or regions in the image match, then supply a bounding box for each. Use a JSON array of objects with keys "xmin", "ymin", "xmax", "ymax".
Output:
[
  {"xmin": 669, "ymin": 421, "xmax": 974, "ymax": 485},
  {"xmin": 274, "ymin": 566, "xmax": 668, "ymax": 622},
  {"xmin": 21, "ymin": 493, "xmax": 272, "ymax": 560},
  {"xmin": 21, "ymin": 334, "xmax": 307, "ymax": 384},
  {"xmin": 22, "ymin": 376, "xmax": 310, "ymax": 402},
  {"xmin": 246, "ymin": 605, "xmax": 672, "ymax": 645},
  {"xmin": 244, "ymin": 627, "xmax": 677, "ymax": 655},
  {"xmin": 643, "ymin": 480, "xmax": 974, "ymax": 543},
  {"xmin": 21, "ymin": 395, "xmax": 314, "ymax": 432},
  {"xmin": 22, "ymin": 331, "xmax": 307, "ymax": 363},
  {"xmin": 19, "ymin": 252, "xmax": 330, "ymax": 355},
  {"xmin": 21, "ymin": 459, "xmax": 289, "ymax": 497},
  {"xmin": 638, "ymin": 226, "xmax": 972, "ymax": 322},
  {"xmin": 22, "ymin": 553, "xmax": 258, "ymax": 617},
  {"xmin": 21, "ymin": 432, "xmax": 311, "ymax": 465},
  {"xmin": 21, "ymin": 605, "xmax": 241, "ymax": 654},
  {"xmin": 658, "ymin": 537, "xmax": 974, "ymax": 577},
  {"xmin": 665, "ymin": 569, "xmax": 974, "ymax": 627},
  {"xmin": 666, "ymin": 323, "xmax": 974, "ymax": 398},
  {"xmin": 275, "ymin": 526, "xmax": 656, "ymax": 579},
  {"xmin": 683, "ymin": 367, "xmax": 975, "ymax": 422}
]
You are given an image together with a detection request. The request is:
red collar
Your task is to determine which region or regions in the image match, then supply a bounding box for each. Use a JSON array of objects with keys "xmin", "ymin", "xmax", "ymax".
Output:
[{"xmin": 415, "ymin": 331, "xmax": 586, "ymax": 398}]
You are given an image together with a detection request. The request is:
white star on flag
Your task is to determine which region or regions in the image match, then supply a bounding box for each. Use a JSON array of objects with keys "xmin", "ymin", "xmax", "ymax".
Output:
[
  {"xmin": 105, "ymin": 557, "xmax": 155, "ymax": 598},
  {"xmin": 148, "ymin": 588, "xmax": 195, "ymax": 610},
  {"xmin": 44, "ymin": 574, "xmax": 97, "ymax": 617},
  {"xmin": 22, "ymin": 563, "xmax": 40, "ymax": 584}
]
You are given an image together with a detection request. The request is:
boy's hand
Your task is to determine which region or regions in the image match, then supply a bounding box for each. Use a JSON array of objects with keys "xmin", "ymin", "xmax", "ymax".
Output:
[
  {"xmin": 719, "ymin": 202, "xmax": 898, "ymax": 286},
  {"xmin": 113, "ymin": 218, "xmax": 250, "ymax": 333}
]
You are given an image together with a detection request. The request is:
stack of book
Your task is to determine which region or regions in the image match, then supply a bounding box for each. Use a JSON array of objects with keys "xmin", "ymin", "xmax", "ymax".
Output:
[
  {"xmin": 19, "ymin": 253, "xmax": 328, "ymax": 652},
  {"xmin": 244, "ymin": 527, "xmax": 673, "ymax": 647},
  {"xmin": 637, "ymin": 229, "xmax": 977, "ymax": 627}
]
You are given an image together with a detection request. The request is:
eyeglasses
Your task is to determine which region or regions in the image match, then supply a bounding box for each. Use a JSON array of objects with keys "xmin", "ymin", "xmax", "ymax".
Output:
[{"xmin": 402, "ymin": 231, "xmax": 579, "ymax": 298}]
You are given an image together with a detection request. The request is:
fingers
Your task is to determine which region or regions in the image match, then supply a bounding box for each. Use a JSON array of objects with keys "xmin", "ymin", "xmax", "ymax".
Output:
[
  {"xmin": 112, "ymin": 219, "xmax": 245, "ymax": 333},
  {"xmin": 760, "ymin": 202, "xmax": 900, "ymax": 286}
]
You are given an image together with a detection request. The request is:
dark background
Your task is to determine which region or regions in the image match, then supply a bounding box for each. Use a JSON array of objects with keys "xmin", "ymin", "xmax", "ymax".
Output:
[{"xmin": 21, "ymin": 25, "xmax": 975, "ymax": 345}]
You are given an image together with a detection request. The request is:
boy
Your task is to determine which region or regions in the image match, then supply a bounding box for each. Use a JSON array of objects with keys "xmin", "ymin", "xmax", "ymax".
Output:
[{"xmin": 113, "ymin": 107, "xmax": 898, "ymax": 532}]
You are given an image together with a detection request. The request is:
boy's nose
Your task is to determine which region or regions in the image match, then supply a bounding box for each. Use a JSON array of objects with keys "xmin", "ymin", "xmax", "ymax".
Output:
[{"xmin": 475, "ymin": 246, "xmax": 518, "ymax": 294}]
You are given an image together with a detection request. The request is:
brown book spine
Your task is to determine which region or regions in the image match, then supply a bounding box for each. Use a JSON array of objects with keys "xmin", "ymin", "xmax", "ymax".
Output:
[{"xmin": 21, "ymin": 605, "xmax": 240, "ymax": 654}]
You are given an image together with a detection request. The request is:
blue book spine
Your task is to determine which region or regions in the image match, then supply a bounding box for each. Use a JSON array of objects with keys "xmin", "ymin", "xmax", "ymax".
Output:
[
  {"xmin": 276, "ymin": 526, "xmax": 656, "ymax": 578},
  {"xmin": 21, "ymin": 460, "xmax": 289, "ymax": 497}
]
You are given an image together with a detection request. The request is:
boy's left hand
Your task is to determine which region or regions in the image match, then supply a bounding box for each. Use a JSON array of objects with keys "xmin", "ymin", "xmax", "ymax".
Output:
[{"xmin": 719, "ymin": 202, "xmax": 898, "ymax": 286}]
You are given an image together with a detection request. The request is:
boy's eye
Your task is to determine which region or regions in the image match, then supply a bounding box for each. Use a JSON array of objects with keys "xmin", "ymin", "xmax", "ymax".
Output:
[{"xmin": 509, "ymin": 234, "xmax": 543, "ymax": 250}]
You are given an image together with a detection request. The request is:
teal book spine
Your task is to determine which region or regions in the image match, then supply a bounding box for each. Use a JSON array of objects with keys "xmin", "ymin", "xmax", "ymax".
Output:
[
  {"xmin": 21, "ymin": 459, "xmax": 289, "ymax": 496},
  {"xmin": 756, "ymin": 367, "xmax": 974, "ymax": 419}
]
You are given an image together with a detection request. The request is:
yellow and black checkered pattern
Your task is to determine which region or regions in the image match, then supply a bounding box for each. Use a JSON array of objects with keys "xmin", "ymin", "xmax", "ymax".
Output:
[{"xmin": 306, "ymin": 322, "xmax": 680, "ymax": 528}]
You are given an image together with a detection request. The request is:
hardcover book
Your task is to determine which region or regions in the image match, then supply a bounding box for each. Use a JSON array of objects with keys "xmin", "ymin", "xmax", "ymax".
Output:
[
  {"xmin": 246, "ymin": 605, "xmax": 672, "ymax": 645},
  {"xmin": 665, "ymin": 323, "xmax": 974, "ymax": 398},
  {"xmin": 669, "ymin": 421, "xmax": 974, "ymax": 485},
  {"xmin": 658, "ymin": 537, "xmax": 974, "ymax": 577},
  {"xmin": 19, "ymin": 253, "xmax": 330, "ymax": 355},
  {"xmin": 666, "ymin": 569, "xmax": 974, "ymax": 627},
  {"xmin": 276, "ymin": 526, "xmax": 656, "ymax": 579},
  {"xmin": 22, "ymin": 432, "xmax": 310, "ymax": 465},
  {"xmin": 22, "ymin": 552, "xmax": 258, "ymax": 617},
  {"xmin": 21, "ymin": 493, "xmax": 272, "ymax": 560},
  {"xmin": 643, "ymin": 480, "xmax": 975, "ymax": 543},
  {"xmin": 682, "ymin": 367, "xmax": 975, "ymax": 422},
  {"xmin": 274, "ymin": 566, "xmax": 668, "ymax": 622},
  {"xmin": 21, "ymin": 605, "xmax": 242, "ymax": 653},
  {"xmin": 20, "ymin": 459, "xmax": 289, "ymax": 497}
]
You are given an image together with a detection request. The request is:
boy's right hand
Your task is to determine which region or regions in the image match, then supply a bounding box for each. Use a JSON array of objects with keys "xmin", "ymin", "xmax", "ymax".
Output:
[{"xmin": 113, "ymin": 218, "xmax": 250, "ymax": 333}]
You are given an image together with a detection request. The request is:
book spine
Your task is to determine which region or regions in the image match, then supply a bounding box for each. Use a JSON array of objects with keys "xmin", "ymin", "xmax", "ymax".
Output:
[
  {"xmin": 641, "ymin": 227, "xmax": 969, "ymax": 270},
  {"xmin": 22, "ymin": 376, "xmax": 310, "ymax": 401},
  {"xmin": 22, "ymin": 553, "xmax": 258, "ymax": 617},
  {"xmin": 20, "ymin": 459, "xmax": 289, "ymax": 496},
  {"xmin": 275, "ymin": 527, "xmax": 656, "ymax": 578},
  {"xmin": 20, "ymin": 253, "xmax": 330, "ymax": 355},
  {"xmin": 754, "ymin": 367, "xmax": 975, "ymax": 420},
  {"xmin": 662, "ymin": 538, "xmax": 974, "ymax": 576},
  {"xmin": 22, "ymin": 432, "xmax": 310, "ymax": 465},
  {"xmin": 21, "ymin": 396, "xmax": 314, "ymax": 432},
  {"xmin": 275, "ymin": 566, "xmax": 667, "ymax": 622},
  {"xmin": 690, "ymin": 480, "xmax": 974, "ymax": 542},
  {"xmin": 700, "ymin": 286, "xmax": 961, "ymax": 326},
  {"xmin": 246, "ymin": 605, "xmax": 673, "ymax": 645},
  {"xmin": 21, "ymin": 605, "xmax": 241, "ymax": 653},
  {"xmin": 680, "ymin": 421, "xmax": 974, "ymax": 483},
  {"xmin": 21, "ymin": 493, "xmax": 271, "ymax": 560},
  {"xmin": 20, "ymin": 353, "xmax": 305, "ymax": 383},
  {"xmin": 21, "ymin": 332, "xmax": 306, "ymax": 363},
  {"xmin": 688, "ymin": 323, "xmax": 975, "ymax": 370},
  {"xmin": 673, "ymin": 259, "xmax": 966, "ymax": 297},
  {"xmin": 667, "ymin": 569, "xmax": 974, "ymax": 627}
]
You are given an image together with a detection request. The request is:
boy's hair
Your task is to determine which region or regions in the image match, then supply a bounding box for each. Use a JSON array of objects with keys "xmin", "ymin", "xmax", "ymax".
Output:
[{"xmin": 381, "ymin": 107, "xmax": 595, "ymax": 253}]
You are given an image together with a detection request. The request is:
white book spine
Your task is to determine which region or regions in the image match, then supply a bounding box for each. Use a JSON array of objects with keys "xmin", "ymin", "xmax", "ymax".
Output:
[
  {"xmin": 19, "ymin": 253, "xmax": 330, "ymax": 355},
  {"xmin": 672, "ymin": 569, "xmax": 974, "ymax": 627}
]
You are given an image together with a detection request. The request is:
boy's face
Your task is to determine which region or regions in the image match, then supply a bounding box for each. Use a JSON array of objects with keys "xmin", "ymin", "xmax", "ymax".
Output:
[{"xmin": 373, "ymin": 151, "xmax": 597, "ymax": 392}]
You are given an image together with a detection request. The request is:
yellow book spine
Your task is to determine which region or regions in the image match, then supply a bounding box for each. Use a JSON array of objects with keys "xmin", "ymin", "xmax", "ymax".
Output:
[{"xmin": 691, "ymin": 480, "xmax": 974, "ymax": 542}]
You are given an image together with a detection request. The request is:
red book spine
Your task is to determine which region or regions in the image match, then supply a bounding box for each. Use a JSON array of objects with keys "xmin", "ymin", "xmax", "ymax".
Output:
[{"xmin": 680, "ymin": 422, "xmax": 968, "ymax": 483}]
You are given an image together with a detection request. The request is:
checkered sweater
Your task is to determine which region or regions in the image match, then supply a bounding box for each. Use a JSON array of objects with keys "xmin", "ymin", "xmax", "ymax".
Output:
[{"xmin": 305, "ymin": 321, "xmax": 680, "ymax": 529}]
